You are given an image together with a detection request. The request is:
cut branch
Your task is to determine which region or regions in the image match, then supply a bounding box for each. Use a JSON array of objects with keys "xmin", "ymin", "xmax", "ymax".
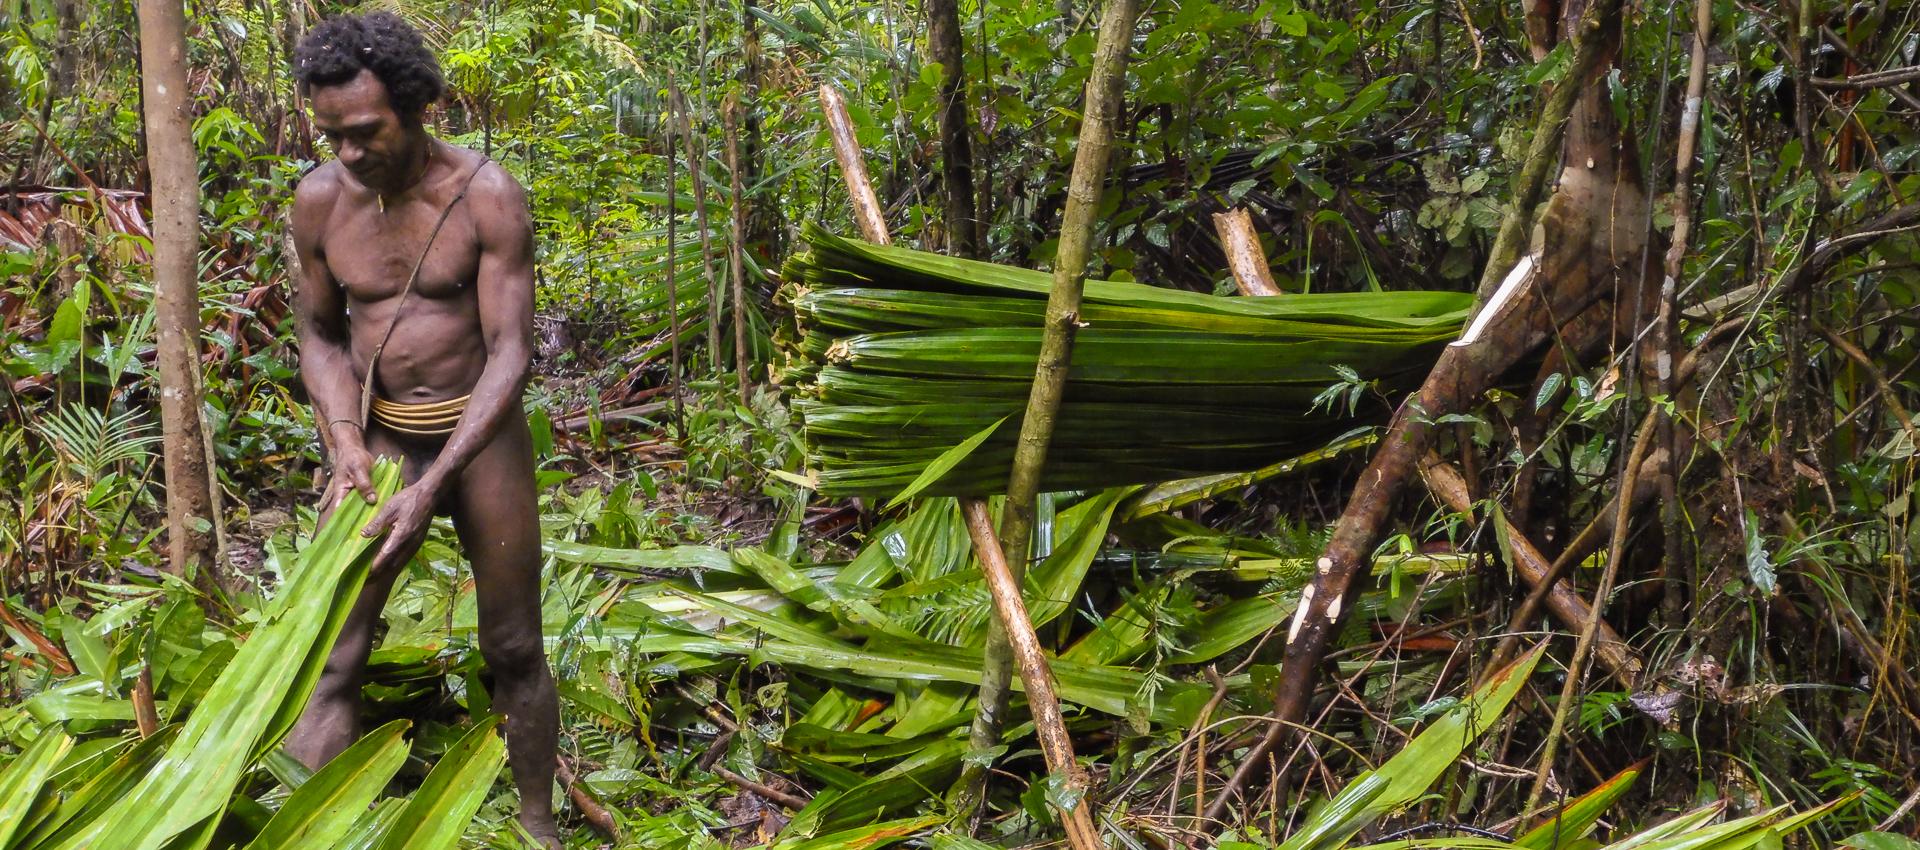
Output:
[
  {"xmin": 1205, "ymin": 0, "xmax": 1638, "ymax": 823},
  {"xmin": 1812, "ymin": 65, "xmax": 1920, "ymax": 90},
  {"xmin": 962, "ymin": 500, "xmax": 1103, "ymax": 848},
  {"xmin": 1213, "ymin": 208, "xmax": 1282, "ymax": 296}
]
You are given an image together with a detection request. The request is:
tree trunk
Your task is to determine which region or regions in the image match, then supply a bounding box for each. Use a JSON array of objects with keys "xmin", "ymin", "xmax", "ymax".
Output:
[
  {"xmin": 677, "ymin": 89, "xmax": 723, "ymax": 376},
  {"xmin": 138, "ymin": 0, "xmax": 224, "ymax": 596},
  {"xmin": 927, "ymin": 0, "xmax": 978, "ymax": 258},
  {"xmin": 1204, "ymin": 0, "xmax": 1647, "ymax": 823},
  {"xmin": 724, "ymin": 96, "xmax": 752, "ymax": 402}
]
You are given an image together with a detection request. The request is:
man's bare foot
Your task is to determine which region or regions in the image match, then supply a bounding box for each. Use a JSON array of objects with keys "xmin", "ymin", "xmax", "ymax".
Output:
[{"xmin": 519, "ymin": 813, "xmax": 562, "ymax": 850}]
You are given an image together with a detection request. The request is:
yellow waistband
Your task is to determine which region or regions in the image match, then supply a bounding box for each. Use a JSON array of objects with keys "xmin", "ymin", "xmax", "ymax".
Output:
[{"xmin": 369, "ymin": 394, "xmax": 470, "ymax": 436}]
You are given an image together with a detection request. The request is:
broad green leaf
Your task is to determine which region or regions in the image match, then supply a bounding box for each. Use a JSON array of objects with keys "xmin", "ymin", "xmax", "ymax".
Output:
[
  {"xmin": 774, "ymin": 815, "xmax": 943, "ymax": 849},
  {"xmin": 1280, "ymin": 646, "xmax": 1546, "ymax": 850},
  {"xmin": 371, "ymin": 715, "xmax": 507, "ymax": 850},
  {"xmin": 1842, "ymin": 833, "xmax": 1920, "ymax": 850},
  {"xmin": 1517, "ymin": 763, "xmax": 1644, "ymax": 849},
  {"xmin": 886, "ymin": 416, "xmax": 1007, "ymax": 508},
  {"xmin": 243, "ymin": 720, "xmax": 411, "ymax": 850},
  {"xmin": 0, "ymin": 726, "xmax": 73, "ymax": 847},
  {"xmin": 47, "ymin": 462, "xmax": 401, "ymax": 850},
  {"xmin": 14, "ymin": 726, "xmax": 180, "ymax": 848},
  {"xmin": 334, "ymin": 799, "xmax": 407, "ymax": 850}
]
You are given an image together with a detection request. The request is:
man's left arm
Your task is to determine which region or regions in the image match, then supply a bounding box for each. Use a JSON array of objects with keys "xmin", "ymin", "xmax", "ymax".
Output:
[{"xmin": 364, "ymin": 164, "xmax": 535, "ymax": 566}]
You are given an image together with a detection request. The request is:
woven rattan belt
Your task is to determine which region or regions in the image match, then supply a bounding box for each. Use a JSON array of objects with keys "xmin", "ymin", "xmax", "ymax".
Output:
[{"xmin": 369, "ymin": 394, "xmax": 470, "ymax": 436}]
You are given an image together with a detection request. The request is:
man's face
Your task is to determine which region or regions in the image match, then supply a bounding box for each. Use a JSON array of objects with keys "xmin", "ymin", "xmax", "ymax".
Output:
[{"xmin": 309, "ymin": 69, "xmax": 415, "ymax": 190}]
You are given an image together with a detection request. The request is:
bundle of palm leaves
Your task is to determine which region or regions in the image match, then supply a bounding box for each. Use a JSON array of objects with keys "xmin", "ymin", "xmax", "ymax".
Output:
[{"xmin": 779, "ymin": 224, "xmax": 1475, "ymax": 497}]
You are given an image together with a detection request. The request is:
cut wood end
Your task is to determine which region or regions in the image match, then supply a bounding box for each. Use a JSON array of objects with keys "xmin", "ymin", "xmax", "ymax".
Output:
[{"xmin": 1453, "ymin": 253, "xmax": 1537, "ymax": 348}]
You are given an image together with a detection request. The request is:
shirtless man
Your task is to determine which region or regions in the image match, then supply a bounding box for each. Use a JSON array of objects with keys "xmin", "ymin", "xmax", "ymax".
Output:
[{"xmin": 284, "ymin": 12, "xmax": 560, "ymax": 846}]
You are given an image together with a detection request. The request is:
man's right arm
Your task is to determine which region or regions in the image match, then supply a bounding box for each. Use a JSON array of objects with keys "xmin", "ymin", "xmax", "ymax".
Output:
[{"xmin": 291, "ymin": 171, "xmax": 375, "ymax": 505}]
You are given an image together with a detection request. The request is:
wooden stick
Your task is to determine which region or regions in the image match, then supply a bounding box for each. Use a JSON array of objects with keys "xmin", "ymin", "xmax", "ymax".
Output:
[
  {"xmin": 1420, "ymin": 455, "xmax": 1643, "ymax": 686},
  {"xmin": 817, "ymin": 81, "xmax": 1100, "ymax": 850},
  {"xmin": 819, "ymin": 85, "xmax": 892, "ymax": 247},
  {"xmin": 966, "ymin": 0, "xmax": 1143, "ymax": 821},
  {"xmin": 1212, "ymin": 208, "xmax": 1281, "ymax": 296},
  {"xmin": 961, "ymin": 500, "xmax": 1103, "ymax": 848},
  {"xmin": 677, "ymin": 88, "xmax": 724, "ymax": 375},
  {"xmin": 1656, "ymin": 0, "xmax": 1712, "ymax": 627},
  {"xmin": 712, "ymin": 764, "xmax": 811, "ymax": 811},
  {"xmin": 133, "ymin": 664, "xmax": 159, "ymax": 738},
  {"xmin": 555, "ymin": 756, "xmax": 620, "ymax": 839}
]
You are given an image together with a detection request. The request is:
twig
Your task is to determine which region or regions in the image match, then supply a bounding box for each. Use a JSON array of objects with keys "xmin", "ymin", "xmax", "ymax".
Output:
[
  {"xmin": 711, "ymin": 764, "xmax": 811, "ymax": 811},
  {"xmin": 555, "ymin": 755, "xmax": 620, "ymax": 839},
  {"xmin": 1817, "ymin": 326, "xmax": 1917, "ymax": 437},
  {"xmin": 1190, "ymin": 667, "xmax": 1230, "ymax": 825},
  {"xmin": 1522, "ymin": 411, "xmax": 1654, "ymax": 813},
  {"xmin": 1812, "ymin": 65, "xmax": 1920, "ymax": 90}
]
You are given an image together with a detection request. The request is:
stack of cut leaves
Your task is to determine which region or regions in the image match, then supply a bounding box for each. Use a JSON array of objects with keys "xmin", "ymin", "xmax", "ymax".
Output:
[{"xmin": 778, "ymin": 223, "xmax": 1476, "ymax": 497}]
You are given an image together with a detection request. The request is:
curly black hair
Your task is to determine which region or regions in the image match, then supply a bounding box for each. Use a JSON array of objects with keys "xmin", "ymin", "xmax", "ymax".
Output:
[{"xmin": 292, "ymin": 12, "xmax": 445, "ymax": 119}]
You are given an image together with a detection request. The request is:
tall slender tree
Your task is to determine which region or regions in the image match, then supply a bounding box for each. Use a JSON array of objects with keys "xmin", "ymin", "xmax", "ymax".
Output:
[
  {"xmin": 137, "ymin": 0, "xmax": 224, "ymax": 594},
  {"xmin": 926, "ymin": 0, "xmax": 977, "ymax": 258}
]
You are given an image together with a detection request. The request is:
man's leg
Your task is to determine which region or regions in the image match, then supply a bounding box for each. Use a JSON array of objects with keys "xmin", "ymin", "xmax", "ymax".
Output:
[
  {"xmin": 285, "ymin": 433, "xmax": 423, "ymax": 768},
  {"xmin": 452, "ymin": 418, "xmax": 560, "ymax": 847}
]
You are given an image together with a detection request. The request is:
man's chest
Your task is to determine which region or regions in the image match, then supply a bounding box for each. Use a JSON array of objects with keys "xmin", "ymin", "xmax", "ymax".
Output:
[{"xmin": 321, "ymin": 203, "xmax": 481, "ymax": 302}]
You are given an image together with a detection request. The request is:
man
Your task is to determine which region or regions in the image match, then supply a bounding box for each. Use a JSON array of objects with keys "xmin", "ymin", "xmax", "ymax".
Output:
[{"xmin": 285, "ymin": 12, "xmax": 560, "ymax": 846}]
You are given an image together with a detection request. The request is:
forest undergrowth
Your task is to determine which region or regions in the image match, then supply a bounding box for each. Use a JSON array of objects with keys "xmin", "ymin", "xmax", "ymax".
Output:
[{"xmin": 7, "ymin": 0, "xmax": 1920, "ymax": 848}]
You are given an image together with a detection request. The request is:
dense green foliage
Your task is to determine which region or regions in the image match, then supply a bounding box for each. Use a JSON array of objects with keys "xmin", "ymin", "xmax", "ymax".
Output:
[{"xmin": 6, "ymin": 0, "xmax": 1920, "ymax": 847}]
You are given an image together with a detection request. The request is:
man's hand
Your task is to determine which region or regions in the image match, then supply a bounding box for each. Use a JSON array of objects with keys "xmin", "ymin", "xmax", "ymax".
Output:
[
  {"xmin": 361, "ymin": 480, "xmax": 440, "ymax": 574},
  {"xmin": 321, "ymin": 440, "xmax": 378, "ymax": 513}
]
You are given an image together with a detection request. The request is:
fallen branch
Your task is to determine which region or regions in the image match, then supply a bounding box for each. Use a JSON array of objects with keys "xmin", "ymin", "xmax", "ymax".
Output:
[
  {"xmin": 1213, "ymin": 208, "xmax": 1281, "ymax": 296},
  {"xmin": 1205, "ymin": 0, "xmax": 1638, "ymax": 822},
  {"xmin": 555, "ymin": 755, "xmax": 621, "ymax": 839},
  {"xmin": 712, "ymin": 764, "xmax": 811, "ymax": 811},
  {"xmin": 1812, "ymin": 65, "xmax": 1920, "ymax": 91},
  {"xmin": 1420, "ymin": 455, "xmax": 1643, "ymax": 686}
]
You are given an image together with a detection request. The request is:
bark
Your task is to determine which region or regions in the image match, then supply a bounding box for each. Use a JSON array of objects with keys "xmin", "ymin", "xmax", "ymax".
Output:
[
  {"xmin": 960, "ymin": 500, "xmax": 1102, "ymax": 850},
  {"xmin": 963, "ymin": 0, "xmax": 1143, "ymax": 815},
  {"xmin": 819, "ymin": 85, "xmax": 891, "ymax": 246},
  {"xmin": 724, "ymin": 97, "xmax": 752, "ymax": 402},
  {"xmin": 666, "ymin": 74, "xmax": 685, "ymax": 441},
  {"xmin": 927, "ymin": 0, "xmax": 978, "ymax": 257},
  {"xmin": 1213, "ymin": 208, "xmax": 1282, "ymax": 296},
  {"xmin": 138, "ymin": 0, "xmax": 224, "ymax": 596},
  {"xmin": 1470, "ymin": 0, "xmax": 1625, "ymax": 305},
  {"xmin": 677, "ymin": 89, "xmax": 723, "ymax": 375},
  {"xmin": 1205, "ymin": 0, "xmax": 1645, "ymax": 823}
]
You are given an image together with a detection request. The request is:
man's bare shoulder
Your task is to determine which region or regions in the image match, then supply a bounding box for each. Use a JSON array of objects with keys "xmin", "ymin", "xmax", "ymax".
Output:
[
  {"xmin": 464, "ymin": 155, "xmax": 529, "ymax": 212},
  {"xmin": 293, "ymin": 161, "xmax": 350, "ymax": 208},
  {"xmin": 290, "ymin": 163, "xmax": 349, "ymax": 250}
]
